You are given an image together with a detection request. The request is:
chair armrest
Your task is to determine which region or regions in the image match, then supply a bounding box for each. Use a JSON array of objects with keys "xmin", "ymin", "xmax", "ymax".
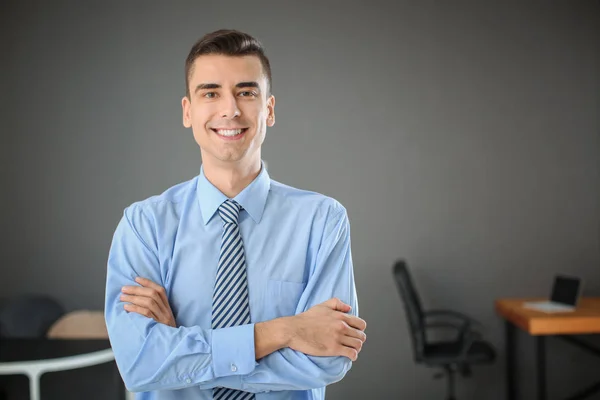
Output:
[
  {"xmin": 426, "ymin": 317, "xmax": 484, "ymax": 362},
  {"xmin": 426, "ymin": 320, "xmax": 472, "ymax": 344},
  {"xmin": 424, "ymin": 309, "xmax": 483, "ymax": 329},
  {"xmin": 456, "ymin": 329, "xmax": 483, "ymax": 361},
  {"xmin": 425, "ymin": 321, "xmax": 465, "ymax": 331}
]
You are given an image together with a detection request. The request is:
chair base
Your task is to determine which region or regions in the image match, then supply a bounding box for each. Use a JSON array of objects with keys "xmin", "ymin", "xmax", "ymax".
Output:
[{"xmin": 433, "ymin": 365, "xmax": 457, "ymax": 400}]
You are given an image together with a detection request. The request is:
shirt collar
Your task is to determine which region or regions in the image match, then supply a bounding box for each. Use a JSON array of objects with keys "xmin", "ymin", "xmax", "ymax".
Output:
[{"xmin": 196, "ymin": 160, "xmax": 271, "ymax": 225}]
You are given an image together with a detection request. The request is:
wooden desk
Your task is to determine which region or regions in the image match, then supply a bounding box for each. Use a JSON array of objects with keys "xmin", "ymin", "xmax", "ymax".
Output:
[
  {"xmin": 495, "ymin": 298, "xmax": 600, "ymax": 400},
  {"xmin": 496, "ymin": 297, "xmax": 600, "ymax": 335}
]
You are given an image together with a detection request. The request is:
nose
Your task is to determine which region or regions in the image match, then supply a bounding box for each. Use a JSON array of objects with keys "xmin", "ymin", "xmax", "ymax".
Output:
[{"xmin": 220, "ymin": 94, "xmax": 241, "ymax": 119}]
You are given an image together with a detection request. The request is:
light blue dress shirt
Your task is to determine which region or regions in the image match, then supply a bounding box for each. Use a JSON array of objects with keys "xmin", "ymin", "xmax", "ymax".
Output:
[{"xmin": 105, "ymin": 161, "xmax": 359, "ymax": 399}]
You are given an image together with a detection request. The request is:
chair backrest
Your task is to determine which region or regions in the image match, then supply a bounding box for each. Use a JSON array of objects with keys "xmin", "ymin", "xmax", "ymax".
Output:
[
  {"xmin": 0, "ymin": 295, "xmax": 65, "ymax": 338},
  {"xmin": 47, "ymin": 310, "xmax": 108, "ymax": 339},
  {"xmin": 392, "ymin": 259, "xmax": 426, "ymax": 361}
]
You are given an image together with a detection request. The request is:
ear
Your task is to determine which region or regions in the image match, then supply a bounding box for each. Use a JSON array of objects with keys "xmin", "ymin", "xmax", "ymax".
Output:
[
  {"xmin": 266, "ymin": 95, "xmax": 276, "ymax": 127},
  {"xmin": 182, "ymin": 96, "xmax": 192, "ymax": 128}
]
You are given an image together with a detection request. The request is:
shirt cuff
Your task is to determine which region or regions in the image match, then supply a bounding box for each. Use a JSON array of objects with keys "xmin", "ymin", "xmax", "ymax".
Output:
[{"xmin": 212, "ymin": 323, "xmax": 256, "ymax": 378}]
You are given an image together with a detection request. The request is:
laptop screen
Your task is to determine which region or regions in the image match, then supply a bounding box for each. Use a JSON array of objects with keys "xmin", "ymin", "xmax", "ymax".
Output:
[{"xmin": 551, "ymin": 276, "xmax": 581, "ymax": 306}]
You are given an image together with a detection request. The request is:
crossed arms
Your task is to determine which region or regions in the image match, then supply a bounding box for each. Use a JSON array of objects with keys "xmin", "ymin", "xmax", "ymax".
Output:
[{"xmin": 105, "ymin": 205, "xmax": 366, "ymax": 393}]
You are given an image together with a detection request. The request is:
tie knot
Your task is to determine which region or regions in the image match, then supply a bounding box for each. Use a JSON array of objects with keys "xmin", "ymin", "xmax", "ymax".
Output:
[{"xmin": 218, "ymin": 199, "xmax": 242, "ymax": 225}]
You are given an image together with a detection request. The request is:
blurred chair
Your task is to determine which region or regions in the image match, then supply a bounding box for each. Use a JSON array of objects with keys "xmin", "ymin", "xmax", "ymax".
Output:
[
  {"xmin": 392, "ymin": 259, "xmax": 496, "ymax": 400},
  {"xmin": 0, "ymin": 295, "xmax": 64, "ymax": 338}
]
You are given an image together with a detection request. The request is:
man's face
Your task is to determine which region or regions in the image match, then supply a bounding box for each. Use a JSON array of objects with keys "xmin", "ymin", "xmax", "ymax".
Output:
[{"xmin": 182, "ymin": 54, "xmax": 275, "ymax": 166}]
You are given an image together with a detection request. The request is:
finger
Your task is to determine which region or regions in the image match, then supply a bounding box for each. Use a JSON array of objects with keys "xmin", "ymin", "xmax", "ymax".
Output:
[
  {"xmin": 322, "ymin": 298, "xmax": 351, "ymax": 312},
  {"xmin": 341, "ymin": 336, "xmax": 364, "ymax": 353},
  {"xmin": 134, "ymin": 277, "xmax": 171, "ymax": 317},
  {"xmin": 121, "ymin": 285, "xmax": 156, "ymax": 296},
  {"xmin": 121, "ymin": 285, "xmax": 170, "ymax": 318},
  {"xmin": 135, "ymin": 277, "xmax": 169, "ymax": 306},
  {"xmin": 123, "ymin": 304, "xmax": 157, "ymax": 320},
  {"xmin": 342, "ymin": 314, "xmax": 367, "ymax": 331},
  {"xmin": 120, "ymin": 292, "xmax": 156, "ymax": 309},
  {"xmin": 337, "ymin": 345, "xmax": 358, "ymax": 361},
  {"xmin": 120, "ymin": 294, "xmax": 157, "ymax": 311},
  {"xmin": 120, "ymin": 294, "xmax": 164, "ymax": 321},
  {"xmin": 343, "ymin": 325, "xmax": 367, "ymax": 342}
]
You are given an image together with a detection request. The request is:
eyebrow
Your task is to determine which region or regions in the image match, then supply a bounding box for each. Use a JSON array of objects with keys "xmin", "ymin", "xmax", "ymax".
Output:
[{"xmin": 195, "ymin": 81, "xmax": 260, "ymax": 93}]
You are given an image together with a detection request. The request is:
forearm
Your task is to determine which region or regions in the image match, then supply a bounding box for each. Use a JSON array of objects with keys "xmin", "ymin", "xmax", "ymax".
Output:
[
  {"xmin": 206, "ymin": 315, "xmax": 352, "ymax": 394},
  {"xmin": 241, "ymin": 348, "xmax": 352, "ymax": 392},
  {"xmin": 239, "ymin": 301, "xmax": 358, "ymax": 393},
  {"xmin": 254, "ymin": 316, "xmax": 293, "ymax": 360},
  {"xmin": 107, "ymin": 301, "xmax": 257, "ymax": 392},
  {"xmin": 113, "ymin": 308, "xmax": 291, "ymax": 392}
]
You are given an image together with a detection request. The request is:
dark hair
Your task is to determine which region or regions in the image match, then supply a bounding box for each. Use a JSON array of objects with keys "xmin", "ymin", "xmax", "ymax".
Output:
[{"xmin": 185, "ymin": 29, "xmax": 272, "ymax": 98}]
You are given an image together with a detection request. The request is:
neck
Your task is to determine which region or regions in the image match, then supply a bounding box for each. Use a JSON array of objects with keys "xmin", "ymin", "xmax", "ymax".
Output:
[{"xmin": 201, "ymin": 154, "xmax": 262, "ymax": 199}]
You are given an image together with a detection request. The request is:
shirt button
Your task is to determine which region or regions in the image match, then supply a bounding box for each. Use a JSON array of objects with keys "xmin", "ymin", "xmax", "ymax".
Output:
[
  {"xmin": 231, "ymin": 363, "xmax": 238, "ymax": 372},
  {"xmin": 185, "ymin": 378, "xmax": 192, "ymax": 384}
]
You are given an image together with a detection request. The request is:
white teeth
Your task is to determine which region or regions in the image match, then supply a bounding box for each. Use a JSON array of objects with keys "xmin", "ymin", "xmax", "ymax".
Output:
[{"xmin": 216, "ymin": 129, "xmax": 243, "ymax": 137}]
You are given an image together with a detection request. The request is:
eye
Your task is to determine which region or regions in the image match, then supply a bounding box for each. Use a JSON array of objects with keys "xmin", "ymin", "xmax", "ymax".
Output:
[
  {"xmin": 203, "ymin": 92, "xmax": 217, "ymax": 99},
  {"xmin": 239, "ymin": 91, "xmax": 257, "ymax": 97}
]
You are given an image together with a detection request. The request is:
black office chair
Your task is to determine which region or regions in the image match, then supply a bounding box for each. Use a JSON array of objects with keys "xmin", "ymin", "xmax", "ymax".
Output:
[
  {"xmin": 392, "ymin": 259, "xmax": 496, "ymax": 400},
  {"xmin": 0, "ymin": 295, "xmax": 64, "ymax": 338}
]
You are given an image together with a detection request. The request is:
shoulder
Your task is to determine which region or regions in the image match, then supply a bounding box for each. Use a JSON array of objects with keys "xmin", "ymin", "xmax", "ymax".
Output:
[
  {"xmin": 269, "ymin": 178, "xmax": 348, "ymax": 222},
  {"xmin": 122, "ymin": 176, "xmax": 197, "ymax": 223}
]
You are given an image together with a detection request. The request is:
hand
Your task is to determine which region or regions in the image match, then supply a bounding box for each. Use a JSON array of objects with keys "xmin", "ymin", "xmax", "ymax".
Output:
[
  {"xmin": 120, "ymin": 277, "xmax": 176, "ymax": 328},
  {"xmin": 288, "ymin": 298, "xmax": 367, "ymax": 361}
]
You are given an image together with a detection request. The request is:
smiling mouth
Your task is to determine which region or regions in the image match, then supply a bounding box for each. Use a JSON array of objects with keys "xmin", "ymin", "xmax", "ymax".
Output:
[{"xmin": 211, "ymin": 128, "xmax": 248, "ymax": 138}]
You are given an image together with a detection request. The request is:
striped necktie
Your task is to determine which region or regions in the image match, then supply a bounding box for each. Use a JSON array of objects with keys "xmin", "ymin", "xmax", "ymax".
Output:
[{"xmin": 212, "ymin": 199, "xmax": 255, "ymax": 400}]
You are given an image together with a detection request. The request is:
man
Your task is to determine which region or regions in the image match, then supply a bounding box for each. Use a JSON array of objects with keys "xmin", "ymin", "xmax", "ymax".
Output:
[{"xmin": 105, "ymin": 29, "xmax": 366, "ymax": 400}]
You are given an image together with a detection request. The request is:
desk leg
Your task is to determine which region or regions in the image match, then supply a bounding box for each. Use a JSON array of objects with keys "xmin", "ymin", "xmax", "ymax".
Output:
[
  {"xmin": 536, "ymin": 336, "xmax": 547, "ymax": 400},
  {"xmin": 506, "ymin": 321, "xmax": 516, "ymax": 400}
]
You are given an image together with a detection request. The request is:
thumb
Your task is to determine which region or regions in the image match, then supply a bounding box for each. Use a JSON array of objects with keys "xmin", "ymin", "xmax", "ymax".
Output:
[{"xmin": 323, "ymin": 297, "xmax": 351, "ymax": 312}]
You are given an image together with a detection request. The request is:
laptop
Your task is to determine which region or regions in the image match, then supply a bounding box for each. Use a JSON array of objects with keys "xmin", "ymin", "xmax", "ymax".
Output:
[{"xmin": 523, "ymin": 275, "xmax": 582, "ymax": 313}]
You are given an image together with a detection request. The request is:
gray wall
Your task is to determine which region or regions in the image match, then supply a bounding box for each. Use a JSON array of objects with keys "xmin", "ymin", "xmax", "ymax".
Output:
[{"xmin": 2, "ymin": 1, "xmax": 599, "ymax": 399}]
